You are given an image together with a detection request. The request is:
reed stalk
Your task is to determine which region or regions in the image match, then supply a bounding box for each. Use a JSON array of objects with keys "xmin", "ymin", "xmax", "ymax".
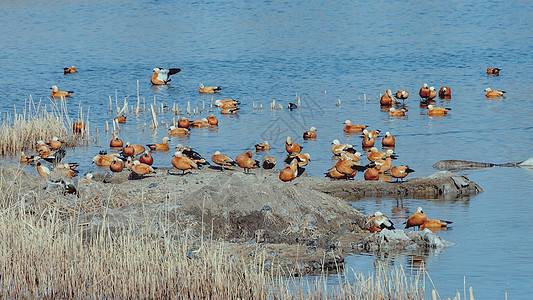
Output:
[
  {"xmin": 0, "ymin": 167, "xmax": 475, "ymax": 299},
  {"xmin": 0, "ymin": 98, "xmax": 89, "ymax": 155}
]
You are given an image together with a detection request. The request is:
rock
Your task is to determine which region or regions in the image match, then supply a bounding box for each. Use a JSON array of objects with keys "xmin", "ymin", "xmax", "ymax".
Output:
[
  {"xmin": 310, "ymin": 171, "xmax": 482, "ymax": 200},
  {"xmin": 359, "ymin": 229, "xmax": 454, "ymax": 252},
  {"xmin": 519, "ymin": 158, "xmax": 533, "ymax": 167}
]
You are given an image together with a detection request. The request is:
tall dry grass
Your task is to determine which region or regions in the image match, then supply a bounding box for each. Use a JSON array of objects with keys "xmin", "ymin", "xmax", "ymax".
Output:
[
  {"xmin": 0, "ymin": 96, "xmax": 89, "ymax": 155},
  {"xmin": 0, "ymin": 168, "xmax": 473, "ymax": 299}
]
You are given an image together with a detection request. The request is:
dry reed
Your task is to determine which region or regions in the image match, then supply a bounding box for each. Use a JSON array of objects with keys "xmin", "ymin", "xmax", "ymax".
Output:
[
  {"xmin": 0, "ymin": 97, "xmax": 90, "ymax": 155},
  {"xmin": 0, "ymin": 168, "xmax": 474, "ymax": 299}
]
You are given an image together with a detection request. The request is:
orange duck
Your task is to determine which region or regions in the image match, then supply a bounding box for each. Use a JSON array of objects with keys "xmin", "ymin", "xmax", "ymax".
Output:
[
  {"xmin": 279, "ymin": 159, "xmax": 298, "ymax": 182},
  {"xmin": 285, "ymin": 136, "xmax": 302, "ymax": 154},
  {"xmin": 235, "ymin": 151, "xmax": 260, "ymax": 174},
  {"xmin": 151, "ymin": 68, "xmax": 181, "ymax": 85},
  {"xmin": 50, "ymin": 85, "xmax": 74, "ymax": 98},
  {"xmin": 405, "ymin": 207, "xmax": 427, "ymax": 229}
]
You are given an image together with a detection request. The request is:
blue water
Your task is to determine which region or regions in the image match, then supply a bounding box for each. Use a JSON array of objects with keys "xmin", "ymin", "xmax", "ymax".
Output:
[{"xmin": 1, "ymin": 0, "xmax": 532, "ymax": 298}]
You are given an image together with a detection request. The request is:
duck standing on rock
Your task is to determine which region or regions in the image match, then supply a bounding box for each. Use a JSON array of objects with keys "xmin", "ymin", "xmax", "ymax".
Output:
[
  {"xmin": 405, "ymin": 207, "xmax": 427, "ymax": 229},
  {"xmin": 420, "ymin": 219, "xmax": 453, "ymax": 231},
  {"xmin": 390, "ymin": 165, "xmax": 415, "ymax": 182},
  {"xmin": 368, "ymin": 211, "xmax": 395, "ymax": 232}
]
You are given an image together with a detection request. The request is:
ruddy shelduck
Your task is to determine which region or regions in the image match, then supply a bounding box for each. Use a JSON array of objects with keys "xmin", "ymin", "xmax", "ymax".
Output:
[
  {"xmin": 279, "ymin": 159, "xmax": 299, "ymax": 182},
  {"xmin": 151, "ymin": 68, "xmax": 181, "ymax": 85},
  {"xmin": 139, "ymin": 151, "xmax": 154, "ymax": 166},
  {"xmin": 343, "ymin": 120, "xmax": 367, "ymax": 133},
  {"xmin": 344, "ymin": 151, "xmax": 361, "ymax": 162},
  {"xmin": 285, "ymin": 136, "xmax": 302, "ymax": 154},
  {"xmin": 362, "ymin": 132, "xmax": 375, "ymax": 148},
  {"xmin": 382, "ymin": 131, "xmax": 395, "ymax": 147},
  {"xmin": 168, "ymin": 126, "xmax": 189, "ymax": 137},
  {"xmin": 325, "ymin": 165, "xmax": 346, "ymax": 180},
  {"xmin": 221, "ymin": 107, "xmax": 240, "ymax": 114},
  {"xmin": 285, "ymin": 152, "xmax": 310, "ymax": 168},
  {"xmin": 93, "ymin": 152, "xmax": 120, "ymax": 166},
  {"xmin": 438, "ymin": 86, "xmax": 451, "ymax": 98},
  {"xmin": 367, "ymin": 147, "xmax": 382, "ymax": 161},
  {"xmin": 405, "ymin": 207, "xmax": 428, "ymax": 229},
  {"xmin": 199, "ymin": 84, "xmax": 221, "ymax": 94},
  {"xmin": 428, "ymin": 86, "xmax": 437, "ymax": 100},
  {"xmin": 215, "ymin": 99, "xmax": 240, "ymax": 108},
  {"xmin": 334, "ymin": 154, "xmax": 361, "ymax": 180},
  {"xmin": 331, "ymin": 139, "xmax": 355, "ymax": 156},
  {"xmin": 363, "ymin": 129, "xmax": 380, "ymax": 138},
  {"xmin": 487, "ymin": 68, "xmax": 501, "ymax": 75},
  {"xmin": 374, "ymin": 153, "xmax": 394, "ymax": 174},
  {"xmin": 121, "ymin": 142, "xmax": 135, "ymax": 157},
  {"xmin": 147, "ymin": 137, "xmax": 170, "ymax": 151},
  {"xmin": 211, "ymin": 151, "xmax": 236, "ymax": 171},
  {"xmin": 368, "ymin": 211, "xmax": 395, "ymax": 232},
  {"xmin": 303, "ymin": 127, "xmax": 317, "ymax": 140},
  {"xmin": 176, "ymin": 144, "xmax": 210, "ymax": 167},
  {"xmin": 48, "ymin": 136, "xmax": 62, "ymax": 150},
  {"xmin": 50, "ymin": 85, "xmax": 74, "ymax": 98},
  {"xmin": 206, "ymin": 114, "xmax": 218, "ymax": 126},
  {"xmin": 36, "ymin": 140, "xmax": 49, "ymax": 153},
  {"xmin": 110, "ymin": 135, "xmax": 124, "ymax": 148},
  {"xmin": 35, "ymin": 158, "xmax": 51, "ymax": 179},
  {"xmin": 419, "ymin": 83, "xmax": 430, "ymax": 100},
  {"xmin": 255, "ymin": 141, "xmax": 270, "ymax": 151},
  {"xmin": 72, "ymin": 120, "xmax": 85, "ymax": 133},
  {"xmin": 390, "ymin": 165, "xmax": 415, "ymax": 182},
  {"xmin": 190, "ymin": 118, "xmax": 209, "ymax": 127},
  {"xmin": 420, "ymin": 219, "xmax": 453, "ymax": 231},
  {"xmin": 235, "ymin": 151, "xmax": 260, "ymax": 174},
  {"xmin": 132, "ymin": 144, "xmax": 146, "ymax": 156},
  {"xmin": 63, "ymin": 66, "xmax": 76, "ymax": 74},
  {"xmin": 389, "ymin": 107, "xmax": 406, "ymax": 117},
  {"xmin": 178, "ymin": 117, "xmax": 190, "ymax": 128},
  {"xmin": 171, "ymin": 151, "xmax": 199, "ymax": 175},
  {"xmin": 427, "ymin": 105, "xmax": 450, "ymax": 116},
  {"xmin": 262, "ymin": 156, "xmax": 276, "ymax": 169},
  {"xmin": 380, "ymin": 89, "xmax": 395, "ymax": 106},
  {"xmin": 364, "ymin": 166, "xmax": 380, "ymax": 181},
  {"xmin": 131, "ymin": 160, "xmax": 155, "ymax": 176},
  {"xmin": 485, "ymin": 88, "xmax": 506, "ymax": 98},
  {"xmin": 110, "ymin": 157, "xmax": 124, "ymax": 172},
  {"xmin": 39, "ymin": 148, "xmax": 66, "ymax": 164},
  {"xmin": 395, "ymin": 90, "xmax": 409, "ymax": 100},
  {"xmin": 20, "ymin": 152, "xmax": 37, "ymax": 164},
  {"xmin": 114, "ymin": 115, "xmax": 126, "ymax": 124}
]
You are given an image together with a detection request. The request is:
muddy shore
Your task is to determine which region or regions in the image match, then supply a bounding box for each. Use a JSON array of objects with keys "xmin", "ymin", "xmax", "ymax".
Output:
[{"xmin": 5, "ymin": 165, "xmax": 482, "ymax": 275}]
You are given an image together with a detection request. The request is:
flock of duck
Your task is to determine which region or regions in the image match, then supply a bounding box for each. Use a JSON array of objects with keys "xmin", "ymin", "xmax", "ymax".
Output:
[
  {"xmin": 22, "ymin": 66, "xmax": 505, "ymax": 230},
  {"xmin": 368, "ymin": 207, "xmax": 453, "ymax": 232}
]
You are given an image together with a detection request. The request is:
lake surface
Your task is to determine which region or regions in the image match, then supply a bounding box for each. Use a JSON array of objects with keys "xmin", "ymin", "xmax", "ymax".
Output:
[{"xmin": 1, "ymin": 0, "xmax": 532, "ymax": 298}]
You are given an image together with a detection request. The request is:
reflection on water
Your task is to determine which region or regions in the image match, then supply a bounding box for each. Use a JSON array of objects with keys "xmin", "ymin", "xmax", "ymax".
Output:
[{"xmin": 1, "ymin": 0, "xmax": 533, "ymax": 297}]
